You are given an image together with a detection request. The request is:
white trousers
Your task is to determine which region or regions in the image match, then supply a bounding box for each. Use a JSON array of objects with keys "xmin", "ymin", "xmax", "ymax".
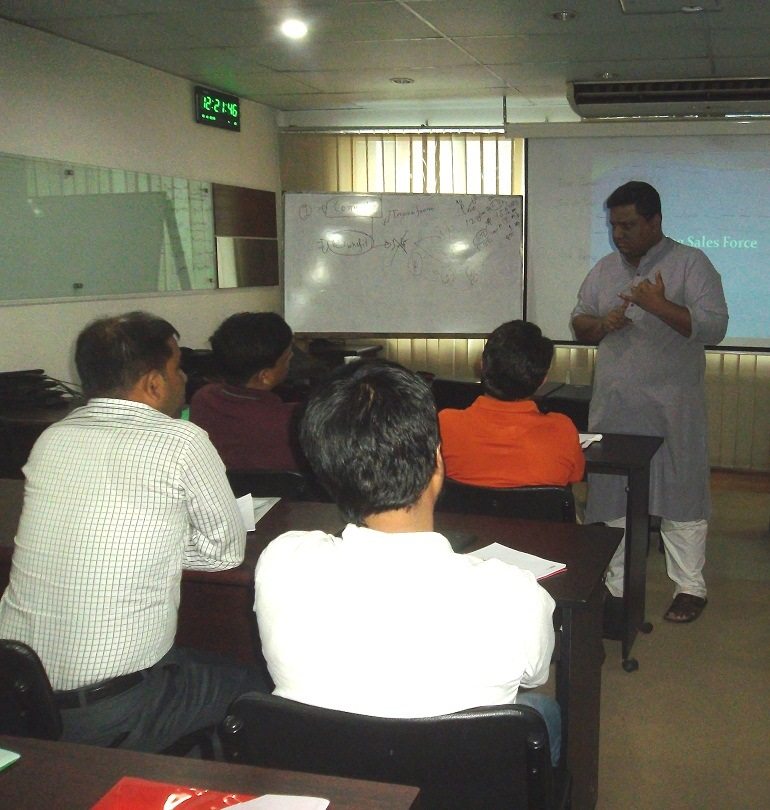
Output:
[{"xmin": 604, "ymin": 517, "xmax": 708, "ymax": 599}]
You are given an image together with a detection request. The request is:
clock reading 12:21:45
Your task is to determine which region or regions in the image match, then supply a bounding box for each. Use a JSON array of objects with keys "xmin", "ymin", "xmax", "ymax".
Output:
[{"xmin": 193, "ymin": 85, "xmax": 241, "ymax": 132}]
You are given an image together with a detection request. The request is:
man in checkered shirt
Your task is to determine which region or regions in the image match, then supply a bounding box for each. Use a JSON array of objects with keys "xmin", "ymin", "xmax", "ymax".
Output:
[{"xmin": 0, "ymin": 311, "xmax": 269, "ymax": 752}]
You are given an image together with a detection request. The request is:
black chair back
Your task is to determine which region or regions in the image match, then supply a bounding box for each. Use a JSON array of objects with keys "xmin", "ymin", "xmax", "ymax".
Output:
[
  {"xmin": 438, "ymin": 478, "xmax": 576, "ymax": 523},
  {"xmin": 220, "ymin": 692, "xmax": 568, "ymax": 810},
  {"xmin": 431, "ymin": 377, "xmax": 482, "ymax": 411},
  {"xmin": 226, "ymin": 469, "xmax": 329, "ymax": 501},
  {"xmin": 0, "ymin": 639, "xmax": 62, "ymax": 740}
]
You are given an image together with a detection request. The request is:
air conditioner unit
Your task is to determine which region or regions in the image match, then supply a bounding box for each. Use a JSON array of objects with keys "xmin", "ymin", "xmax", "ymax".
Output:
[{"xmin": 567, "ymin": 78, "xmax": 770, "ymax": 119}]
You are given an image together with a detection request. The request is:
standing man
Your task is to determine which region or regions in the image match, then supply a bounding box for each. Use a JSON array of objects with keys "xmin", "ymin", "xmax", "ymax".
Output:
[
  {"xmin": 0, "ymin": 311, "xmax": 268, "ymax": 751},
  {"xmin": 571, "ymin": 181, "xmax": 728, "ymax": 625}
]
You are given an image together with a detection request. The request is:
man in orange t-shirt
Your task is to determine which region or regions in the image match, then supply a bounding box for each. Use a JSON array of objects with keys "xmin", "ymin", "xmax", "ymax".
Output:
[{"xmin": 439, "ymin": 320, "xmax": 584, "ymax": 488}]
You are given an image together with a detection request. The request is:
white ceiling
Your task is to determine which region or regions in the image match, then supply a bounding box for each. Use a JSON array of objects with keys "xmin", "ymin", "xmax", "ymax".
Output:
[{"xmin": 2, "ymin": 0, "xmax": 769, "ymax": 125}]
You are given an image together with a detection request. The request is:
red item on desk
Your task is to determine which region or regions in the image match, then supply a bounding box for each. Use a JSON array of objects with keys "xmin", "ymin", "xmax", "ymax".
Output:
[{"xmin": 91, "ymin": 776, "xmax": 256, "ymax": 809}]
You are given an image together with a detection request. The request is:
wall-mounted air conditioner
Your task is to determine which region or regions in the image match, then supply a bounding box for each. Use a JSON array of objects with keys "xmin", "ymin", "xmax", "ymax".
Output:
[{"xmin": 567, "ymin": 78, "xmax": 770, "ymax": 119}]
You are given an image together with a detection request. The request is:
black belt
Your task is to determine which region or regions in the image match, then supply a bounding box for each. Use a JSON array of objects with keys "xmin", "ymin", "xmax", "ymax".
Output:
[{"xmin": 54, "ymin": 669, "xmax": 148, "ymax": 710}]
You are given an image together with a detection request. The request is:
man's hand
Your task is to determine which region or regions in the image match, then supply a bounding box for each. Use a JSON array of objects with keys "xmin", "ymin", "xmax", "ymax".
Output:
[
  {"xmin": 572, "ymin": 304, "xmax": 630, "ymax": 344},
  {"xmin": 619, "ymin": 271, "xmax": 692, "ymax": 337},
  {"xmin": 620, "ymin": 271, "xmax": 667, "ymax": 314},
  {"xmin": 602, "ymin": 302, "xmax": 632, "ymax": 334}
]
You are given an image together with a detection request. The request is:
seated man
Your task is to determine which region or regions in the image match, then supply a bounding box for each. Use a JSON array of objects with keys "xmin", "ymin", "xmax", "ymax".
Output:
[
  {"xmin": 190, "ymin": 312, "xmax": 300, "ymax": 471},
  {"xmin": 0, "ymin": 311, "xmax": 268, "ymax": 752},
  {"xmin": 254, "ymin": 361, "xmax": 560, "ymax": 764},
  {"xmin": 439, "ymin": 320, "xmax": 585, "ymax": 488}
]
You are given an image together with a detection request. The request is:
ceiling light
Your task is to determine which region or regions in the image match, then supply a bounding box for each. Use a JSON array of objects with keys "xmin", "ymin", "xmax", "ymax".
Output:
[
  {"xmin": 280, "ymin": 19, "xmax": 308, "ymax": 39},
  {"xmin": 390, "ymin": 77, "xmax": 415, "ymax": 85},
  {"xmin": 550, "ymin": 10, "xmax": 577, "ymax": 21}
]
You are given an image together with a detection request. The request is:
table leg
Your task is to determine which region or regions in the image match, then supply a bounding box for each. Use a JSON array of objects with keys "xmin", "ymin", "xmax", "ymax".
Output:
[
  {"xmin": 621, "ymin": 469, "xmax": 654, "ymax": 671},
  {"xmin": 556, "ymin": 586, "xmax": 605, "ymax": 810}
]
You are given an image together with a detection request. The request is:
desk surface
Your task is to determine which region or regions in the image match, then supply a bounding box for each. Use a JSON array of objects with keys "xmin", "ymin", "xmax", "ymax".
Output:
[
  {"xmin": 227, "ymin": 500, "xmax": 619, "ymax": 609},
  {"xmin": 0, "ymin": 735, "xmax": 421, "ymax": 809},
  {"xmin": 583, "ymin": 433, "xmax": 663, "ymax": 472},
  {"xmin": 0, "ymin": 478, "xmax": 622, "ymax": 606}
]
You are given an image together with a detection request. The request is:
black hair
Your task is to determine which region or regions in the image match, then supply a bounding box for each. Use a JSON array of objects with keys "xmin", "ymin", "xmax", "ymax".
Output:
[
  {"xmin": 481, "ymin": 320, "xmax": 554, "ymax": 401},
  {"xmin": 605, "ymin": 181, "xmax": 662, "ymax": 220},
  {"xmin": 299, "ymin": 361, "xmax": 439, "ymax": 525},
  {"xmin": 75, "ymin": 311, "xmax": 179, "ymax": 400},
  {"xmin": 210, "ymin": 312, "xmax": 293, "ymax": 385}
]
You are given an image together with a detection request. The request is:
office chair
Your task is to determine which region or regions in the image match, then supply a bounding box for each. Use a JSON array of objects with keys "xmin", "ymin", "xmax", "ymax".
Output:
[
  {"xmin": 0, "ymin": 639, "xmax": 62, "ymax": 740},
  {"xmin": 220, "ymin": 692, "xmax": 569, "ymax": 810},
  {"xmin": 437, "ymin": 478, "xmax": 577, "ymax": 523},
  {"xmin": 0, "ymin": 638, "xmax": 214, "ymax": 757},
  {"xmin": 430, "ymin": 377, "xmax": 482, "ymax": 412},
  {"xmin": 226, "ymin": 469, "xmax": 330, "ymax": 501}
]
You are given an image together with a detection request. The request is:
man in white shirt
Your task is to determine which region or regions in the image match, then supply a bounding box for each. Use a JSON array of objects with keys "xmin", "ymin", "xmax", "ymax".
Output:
[
  {"xmin": 0, "ymin": 311, "xmax": 268, "ymax": 752},
  {"xmin": 254, "ymin": 361, "xmax": 559, "ymax": 764}
]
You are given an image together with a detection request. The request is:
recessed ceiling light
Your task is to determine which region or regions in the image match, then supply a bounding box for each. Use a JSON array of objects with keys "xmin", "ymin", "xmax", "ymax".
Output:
[
  {"xmin": 280, "ymin": 19, "xmax": 308, "ymax": 39},
  {"xmin": 390, "ymin": 77, "xmax": 415, "ymax": 85},
  {"xmin": 550, "ymin": 10, "xmax": 577, "ymax": 21}
]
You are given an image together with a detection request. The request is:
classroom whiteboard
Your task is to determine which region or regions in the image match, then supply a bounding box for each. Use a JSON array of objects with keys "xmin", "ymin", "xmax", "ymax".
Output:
[{"xmin": 283, "ymin": 192, "xmax": 523, "ymax": 334}]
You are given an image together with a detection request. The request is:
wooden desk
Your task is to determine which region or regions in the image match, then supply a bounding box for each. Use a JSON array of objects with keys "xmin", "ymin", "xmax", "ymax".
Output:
[
  {"xmin": 584, "ymin": 433, "xmax": 664, "ymax": 672},
  {"xmin": 0, "ymin": 485, "xmax": 620, "ymax": 810},
  {"xmin": 0, "ymin": 735, "xmax": 421, "ymax": 809}
]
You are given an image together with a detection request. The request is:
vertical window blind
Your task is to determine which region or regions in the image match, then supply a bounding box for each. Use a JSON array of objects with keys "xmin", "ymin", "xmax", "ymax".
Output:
[{"xmin": 279, "ymin": 132, "xmax": 768, "ymax": 471}]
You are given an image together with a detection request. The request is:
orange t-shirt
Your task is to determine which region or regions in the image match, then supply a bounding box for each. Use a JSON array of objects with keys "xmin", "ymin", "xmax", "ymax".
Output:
[{"xmin": 438, "ymin": 396, "xmax": 585, "ymax": 488}]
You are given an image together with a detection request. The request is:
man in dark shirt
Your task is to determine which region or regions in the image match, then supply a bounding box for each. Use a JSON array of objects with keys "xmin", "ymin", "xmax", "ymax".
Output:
[{"xmin": 190, "ymin": 312, "xmax": 300, "ymax": 471}]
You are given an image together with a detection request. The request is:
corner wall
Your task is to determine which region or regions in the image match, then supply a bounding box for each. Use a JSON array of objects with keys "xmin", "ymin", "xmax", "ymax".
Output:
[{"xmin": 0, "ymin": 19, "xmax": 282, "ymax": 381}]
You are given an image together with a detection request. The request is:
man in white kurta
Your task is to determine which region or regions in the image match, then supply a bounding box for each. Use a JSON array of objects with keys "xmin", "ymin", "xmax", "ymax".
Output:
[{"xmin": 572, "ymin": 181, "xmax": 728, "ymax": 623}]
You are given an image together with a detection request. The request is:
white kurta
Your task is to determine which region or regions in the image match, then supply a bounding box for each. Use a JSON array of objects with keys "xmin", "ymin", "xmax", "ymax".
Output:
[
  {"xmin": 255, "ymin": 524, "xmax": 555, "ymax": 719},
  {"xmin": 572, "ymin": 237, "xmax": 728, "ymax": 522}
]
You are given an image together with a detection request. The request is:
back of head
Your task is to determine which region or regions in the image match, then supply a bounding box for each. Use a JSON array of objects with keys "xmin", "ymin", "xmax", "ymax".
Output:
[
  {"xmin": 210, "ymin": 312, "xmax": 293, "ymax": 385},
  {"xmin": 299, "ymin": 361, "xmax": 439, "ymax": 525},
  {"xmin": 481, "ymin": 320, "xmax": 553, "ymax": 401},
  {"xmin": 605, "ymin": 181, "xmax": 661, "ymax": 220},
  {"xmin": 75, "ymin": 311, "xmax": 178, "ymax": 400}
]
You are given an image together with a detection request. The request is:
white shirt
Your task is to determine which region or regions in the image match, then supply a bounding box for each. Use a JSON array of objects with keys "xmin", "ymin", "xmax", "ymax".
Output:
[
  {"xmin": 0, "ymin": 399, "xmax": 245, "ymax": 690},
  {"xmin": 255, "ymin": 524, "xmax": 555, "ymax": 718}
]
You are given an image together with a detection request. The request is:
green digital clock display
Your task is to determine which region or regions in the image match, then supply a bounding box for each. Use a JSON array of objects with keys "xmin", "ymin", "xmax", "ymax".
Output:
[{"xmin": 194, "ymin": 86, "xmax": 240, "ymax": 132}]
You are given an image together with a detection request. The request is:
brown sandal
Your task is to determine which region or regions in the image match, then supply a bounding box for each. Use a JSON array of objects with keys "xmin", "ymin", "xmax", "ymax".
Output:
[{"xmin": 664, "ymin": 593, "xmax": 707, "ymax": 623}]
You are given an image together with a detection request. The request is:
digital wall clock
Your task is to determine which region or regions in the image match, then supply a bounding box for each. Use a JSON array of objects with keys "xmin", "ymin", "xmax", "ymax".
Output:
[{"xmin": 194, "ymin": 86, "xmax": 240, "ymax": 132}]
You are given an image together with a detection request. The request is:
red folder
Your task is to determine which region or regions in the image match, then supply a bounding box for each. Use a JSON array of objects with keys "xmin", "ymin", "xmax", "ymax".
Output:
[{"xmin": 91, "ymin": 775, "xmax": 256, "ymax": 809}]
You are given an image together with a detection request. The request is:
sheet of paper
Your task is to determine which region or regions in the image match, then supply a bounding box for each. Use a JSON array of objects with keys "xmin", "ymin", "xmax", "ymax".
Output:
[
  {"xmin": 579, "ymin": 432, "xmax": 603, "ymax": 448},
  {"xmin": 470, "ymin": 542, "xmax": 566, "ymax": 580},
  {"xmin": 229, "ymin": 797, "xmax": 330, "ymax": 810},
  {"xmin": 252, "ymin": 496, "xmax": 280, "ymax": 524},
  {"xmin": 0, "ymin": 747, "xmax": 20, "ymax": 772},
  {"xmin": 236, "ymin": 495, "xmax": 280, "ymax": 531}
]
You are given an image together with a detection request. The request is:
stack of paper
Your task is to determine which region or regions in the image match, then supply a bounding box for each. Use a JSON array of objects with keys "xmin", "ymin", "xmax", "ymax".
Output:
[{"xmin": 236, "ymin": 494, "xmax": 280, "ymax": 532}]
